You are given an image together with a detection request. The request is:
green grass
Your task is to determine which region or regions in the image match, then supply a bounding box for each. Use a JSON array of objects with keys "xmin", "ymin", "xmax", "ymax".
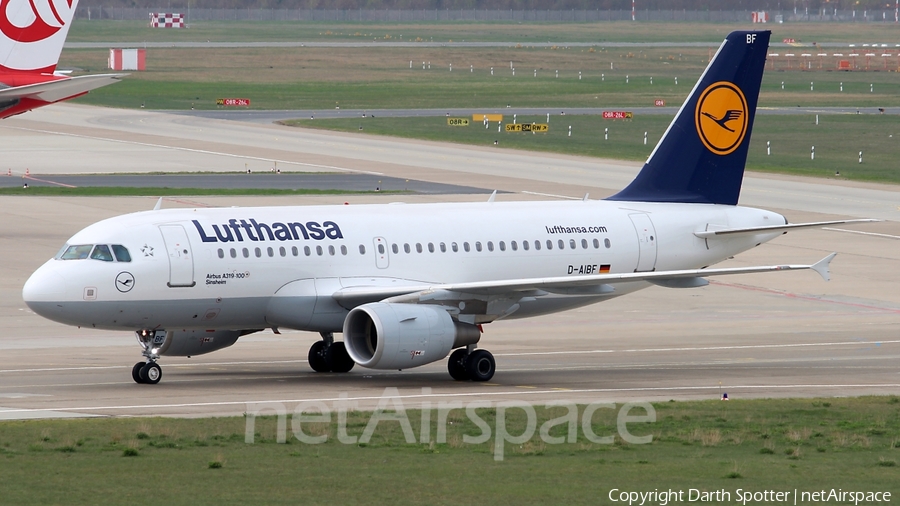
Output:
[
  {"xmin": 0, "ymin": 187, "xmax": 404, "ymax": 196},
  {"xmin": 65, "ymin": 20, "xmax": 900, "ymax": 44},
  {"xmin": 284, "ymin": 113, "xmax": 900, "ymax": 184},
  {"xmin": 0, "ymin": 396, "xmax": 897, "ymax": 504}
]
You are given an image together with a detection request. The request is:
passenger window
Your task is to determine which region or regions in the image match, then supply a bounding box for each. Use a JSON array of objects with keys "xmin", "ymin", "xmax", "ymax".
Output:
[
  {"xmin": 452, "ymin": 242, "xmax": 458, "ymax": 252},
  {"xmin": 267, "ymin": 247, "xmax": 274, "ymax": 257},
  {"xmin": 392, "ymin": 244, "xmax": 399, "ymax": 254},
  {"xmin": 328, "ymin": 245, "xmax": 335, "ymax": 256},
  {"xmin": 416, "ymin": 243, "xmax": 423, "ymax": 253},
  {"xmin": 292, "ymin": 246, "xmax": 299, "ymax": 256},
  {"xmin": 217, "ymin": 248, "xmax": 224, "ymax": 259},
  {"xmin": 475, "ymin": 242, "xmax": 482, "ymax": 252},
  {"xmin": 230, "ymin": 248, "xmax": 237, "ymax": 258},
  {"xmin": 404, "ymin": 243, "xmax": 411, "ymax": 254},
  {"xmin": 464, "ymin": 242, "xmax": 470, "ymax": 252},
  {"xmin": 90, "ymin": 245, "xmax": 114, "ymax": 262},
  {"xmin": 255, "ymin": 247, "xmax": 262, "ymax": 258},
  {"xmin": 534, "ymin": 240, "xmax": 541, "ymax": 251},
  {"xmin": 279, "ymin": 247, "xmax": 286, "ymax": 257},
  {"xmin": 511, "ymin": 241, "xmax": 518, "ymax": 251},
  {"xmin": 581, "ymin": 239, "xmax": 588, "ymax": 249},
  {"xmin": 605, "ymin": 238, "xmax": 611, "ymax": 249},
  {"xmin": 546, "ymin": 240, "xmax": 553, "ymax": 250},
  {"xmin": 558, "ymin": 240, "xmax": 565, "ymax": 250},
  {"xmin": 316, "ymin": 246, "xmax": 323, "ymax": 256},
  {"xmin": 112, "ymin": 245, "xmax": 132, "ymax": 262},
  {"xmin": 60, "ymin": 244, "xmax": 93, "ymax": 260},
  {"xmin": 570, "ymin": 239, "xmax": 577, "ymax": 249},
  {"xmin": 428, "ymin": 243, "xmax": 435, "ymax": 253},
  {"xmin": 440, "ymin": 242, "xmax": 446, "ymax": 253},
  {"xmin": 499, "ymin": 241, "xmax": 506, "ymax": 251},
  {"xmin": 487, "ymin": 241, "xmax": 494, "ymax": 252},
  {"xmin": 341, "ymin": 245, "xmax": 347, "ymax": 255},
  {"xmin": 242, "ymin": 248, "xmax": 250, "ymax": 258},
  {"xmin": 377, "ymin": 244, "xmax": 385, "ymax": 254},
  {"xmin": 304, "ymin": 246, "xmax": 311, "ymax": 256},
  {"xmin": 523, "ymin": 240, "xmax": 529, "ymax": 251},
  {"xmin": 360, "ymin": 245, "xmax": 367, "ymax": 255}
]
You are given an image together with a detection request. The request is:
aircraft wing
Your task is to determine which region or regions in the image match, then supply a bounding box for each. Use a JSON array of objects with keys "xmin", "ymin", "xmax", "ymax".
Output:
[
  {"xmin": 694, "ymin": 219, "xmax": 878, "ymax": 239},
  {"xmin": 332, "ymin": 253, "xmax": 837, "ymax": 308},
  {"xmin": 0, "ymin": 74, "xmax": 125, "ymax": 103}
]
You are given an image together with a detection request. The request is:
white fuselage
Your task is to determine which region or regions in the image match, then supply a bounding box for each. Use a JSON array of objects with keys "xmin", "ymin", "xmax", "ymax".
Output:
[{"xmin": 22, "ymin": 199, "xmax": 784, "ymax": 333}]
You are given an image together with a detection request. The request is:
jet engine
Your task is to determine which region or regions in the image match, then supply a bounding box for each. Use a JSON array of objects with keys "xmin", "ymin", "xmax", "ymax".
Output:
[
  {"xmin": 343, "ymin": 303, "xmax": 480, "ymax": 370},
  {"xmin": 155, "ymin": 329, "xmax": 258, "ymax": 357}
]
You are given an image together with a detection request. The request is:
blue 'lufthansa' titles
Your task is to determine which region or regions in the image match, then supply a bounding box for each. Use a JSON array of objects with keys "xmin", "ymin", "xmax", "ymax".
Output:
[{"xmin": 192, "ymin": 219, "xmax": 343, "ymax": 243}]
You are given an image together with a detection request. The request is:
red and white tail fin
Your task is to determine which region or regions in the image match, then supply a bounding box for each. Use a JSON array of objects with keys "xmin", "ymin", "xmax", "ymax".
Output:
[{"xmin": 0, "ymin": 0, "xmax": 78, "ymax": 74}]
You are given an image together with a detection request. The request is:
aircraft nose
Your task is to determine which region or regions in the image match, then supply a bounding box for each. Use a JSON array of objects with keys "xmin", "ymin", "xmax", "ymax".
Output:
[{"xmin": 22, "ymin": 263, "xmax": 67, "ymax": 307}]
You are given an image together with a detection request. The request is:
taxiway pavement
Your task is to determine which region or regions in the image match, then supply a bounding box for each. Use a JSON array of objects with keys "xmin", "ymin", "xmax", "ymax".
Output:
[{"xmin": 0, "ymin": 104, "xmax": 898, "ymax": 419}]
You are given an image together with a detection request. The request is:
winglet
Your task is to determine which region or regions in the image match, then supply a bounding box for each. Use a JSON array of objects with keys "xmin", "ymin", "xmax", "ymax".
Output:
[
  {"xmin": 153, "ymin": 197, "xmax": 163, "ymax": 211},
  {"xmin": 811, "ymin": 253, "xmax": 837, "ymax": 281},
  {"xmin": 487, "ymin": 190, "xmax": 497, "ymax": 203}
]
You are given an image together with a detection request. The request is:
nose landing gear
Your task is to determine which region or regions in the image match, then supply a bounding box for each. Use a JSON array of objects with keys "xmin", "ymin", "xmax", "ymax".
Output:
[{"xmin": 133, "ymin": 330, "xmax": 165, "ymax": 384}]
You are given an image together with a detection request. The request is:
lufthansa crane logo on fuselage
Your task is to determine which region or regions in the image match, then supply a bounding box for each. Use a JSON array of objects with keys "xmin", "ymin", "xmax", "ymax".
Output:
[{"xmin": 695, "ymin": 81, "xmax": 748, "ymax": 156}]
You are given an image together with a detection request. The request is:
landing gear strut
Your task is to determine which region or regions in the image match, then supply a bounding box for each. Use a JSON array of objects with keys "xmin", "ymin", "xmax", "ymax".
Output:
[
  {"xmin": 447, "ymin": 346, "xmax": 495, "ymax": 382},
  {"xmin": 133, "ymin": 330, "xmax": 164, "ymax": 384},
  {"xmin": 308, "ymin": 332, "xmax": 355, "ymax": 373}
]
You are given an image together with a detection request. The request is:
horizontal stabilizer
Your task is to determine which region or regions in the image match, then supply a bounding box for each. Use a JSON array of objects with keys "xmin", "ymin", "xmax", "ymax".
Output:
[
  {"xmin": 694, "ymin": 219, "xmax": 879, "ymax": 239},
  {"xmin": 0, "ymin": 74, "xmax": 124, "ymax": 103}
]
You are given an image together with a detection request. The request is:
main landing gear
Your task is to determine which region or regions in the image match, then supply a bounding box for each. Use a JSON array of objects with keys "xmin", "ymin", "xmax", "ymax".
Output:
[
  {"xmin": 308, "ymin": 332, "xmax": 355, "ymax": 373},
  {"xmin": 133, "ymin": 329, "xmax": 163, "ymax": 384},
  {"xmin": 447, "ymin": 346, "xmax": 496, "ymax": 382}
]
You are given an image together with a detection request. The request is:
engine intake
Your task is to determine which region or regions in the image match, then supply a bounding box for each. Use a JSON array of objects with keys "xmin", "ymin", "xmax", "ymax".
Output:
[{"xmin": 343, "ymin": 303, "xmax": 480, "ymax": 370}]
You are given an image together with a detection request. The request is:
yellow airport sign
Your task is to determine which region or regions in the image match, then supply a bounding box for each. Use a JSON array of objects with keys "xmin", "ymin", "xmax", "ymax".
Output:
[
  {"xmin": 473, "ymin": 114, "xmax": 503, "ymax": 122},
  {"xmin": 505, "ymin": 123, "xmax": 549, "ymax": 133},
  {"xmin": 447, "ymin": 118, "xmax": 469, "ymax": 126}
]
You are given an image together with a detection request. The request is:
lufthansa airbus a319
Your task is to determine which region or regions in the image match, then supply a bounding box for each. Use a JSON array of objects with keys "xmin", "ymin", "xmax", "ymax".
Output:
[{"xmin": 23, "ymin": 31, "xmax": 875, "ymax": 385}]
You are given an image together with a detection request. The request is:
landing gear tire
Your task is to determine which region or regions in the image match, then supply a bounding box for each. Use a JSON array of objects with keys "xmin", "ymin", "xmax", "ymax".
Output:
[
  {"xmin": 308, "ymin": 340, "xmax": 331, "ymax": 372},
  {"xmin": 132, "ymin": 362, "xmax": 146, "ymax": 384},
  {"xmin": 139, "ymin": 362, "xmax": 162, "ymax": 385},
  {"xmin": 447, "ymin": 349, "xmax": 470, "ymax": 381},
  {"xmin": 327, "ymin": 342, "xmax": 355, "ymax": 373},
  {"xmin": 466, "ymin": 349, "xmax": 495, "ymax": 382}
]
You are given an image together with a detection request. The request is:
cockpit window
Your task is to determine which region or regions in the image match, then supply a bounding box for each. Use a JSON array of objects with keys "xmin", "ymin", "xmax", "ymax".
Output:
[
  {"xmin": 90, "ymin": 245, "xmax": 114, "ymax": 262},
  {"xmin": 60, "ymin": 245, "xmax": 93, "ymax": 260},
  {"xmin": 112, "ymin": 245, "xmax": 132, "ymax": 262}
]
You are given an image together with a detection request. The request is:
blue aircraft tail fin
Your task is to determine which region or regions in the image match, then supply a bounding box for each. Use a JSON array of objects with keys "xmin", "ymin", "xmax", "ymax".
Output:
[{"xmin": 606, "ymin": 30, "xmax": 770, "ymax": 206}]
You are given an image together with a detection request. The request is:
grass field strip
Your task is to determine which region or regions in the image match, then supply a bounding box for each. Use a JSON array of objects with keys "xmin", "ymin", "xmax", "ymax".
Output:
[{"xmin": 2, "ymin": 125, "xmax": 384, "ymax": 176}]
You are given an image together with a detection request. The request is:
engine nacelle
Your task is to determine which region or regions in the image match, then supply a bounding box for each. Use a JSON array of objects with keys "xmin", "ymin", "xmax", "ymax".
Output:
[
  {"xmin": 155, "ymin": 329, "xmax": 255, "ymax": 357},
  {"xmin": 343, "ymin": 303, "xmax": 480, "ymax": 370}
]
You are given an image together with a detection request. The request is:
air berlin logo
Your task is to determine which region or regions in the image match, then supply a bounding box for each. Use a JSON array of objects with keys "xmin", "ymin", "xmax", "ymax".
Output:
[
  {"xmin": 695, "ymin": 81, "xmax": 749, "ymax": 156},
  {"xmin": 0, "ymin": 0, "xmax": 72, "ymax": 43}
]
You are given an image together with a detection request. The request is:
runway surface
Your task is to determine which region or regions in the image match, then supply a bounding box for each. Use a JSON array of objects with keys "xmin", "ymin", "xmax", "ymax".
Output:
[
  {"xmin": 5, "ymin": 173, "xmax": 491, "ymax": 194},
  {"xmin": 1, "ymin": 104, "xmax": 898, "ymax": 419}
]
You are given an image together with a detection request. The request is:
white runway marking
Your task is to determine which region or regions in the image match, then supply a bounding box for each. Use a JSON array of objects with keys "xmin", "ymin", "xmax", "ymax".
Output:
[
  {"xmin": 3, "ymin": 126, "xmax": 384, "ymax": 176},
  {"xmin": 497, "ymin": 339, "xmax": 899, "ymax": 357},
  {"xmin": 3, "ymin": 383, "xmax": 900, "ymax": 416},
  {"xmin": 823, "ymin": 227, "xmax": 900, "ymax": 240},
  {"xmin": 521, "ymin": 190, "xmax": 580, "ymax": 200}
]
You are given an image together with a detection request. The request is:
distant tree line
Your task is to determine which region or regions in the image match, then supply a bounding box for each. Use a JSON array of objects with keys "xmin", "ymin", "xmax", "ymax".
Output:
[{"xmin": 77, "ymin": 1, "xmax": 900, "ymax": 11}]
